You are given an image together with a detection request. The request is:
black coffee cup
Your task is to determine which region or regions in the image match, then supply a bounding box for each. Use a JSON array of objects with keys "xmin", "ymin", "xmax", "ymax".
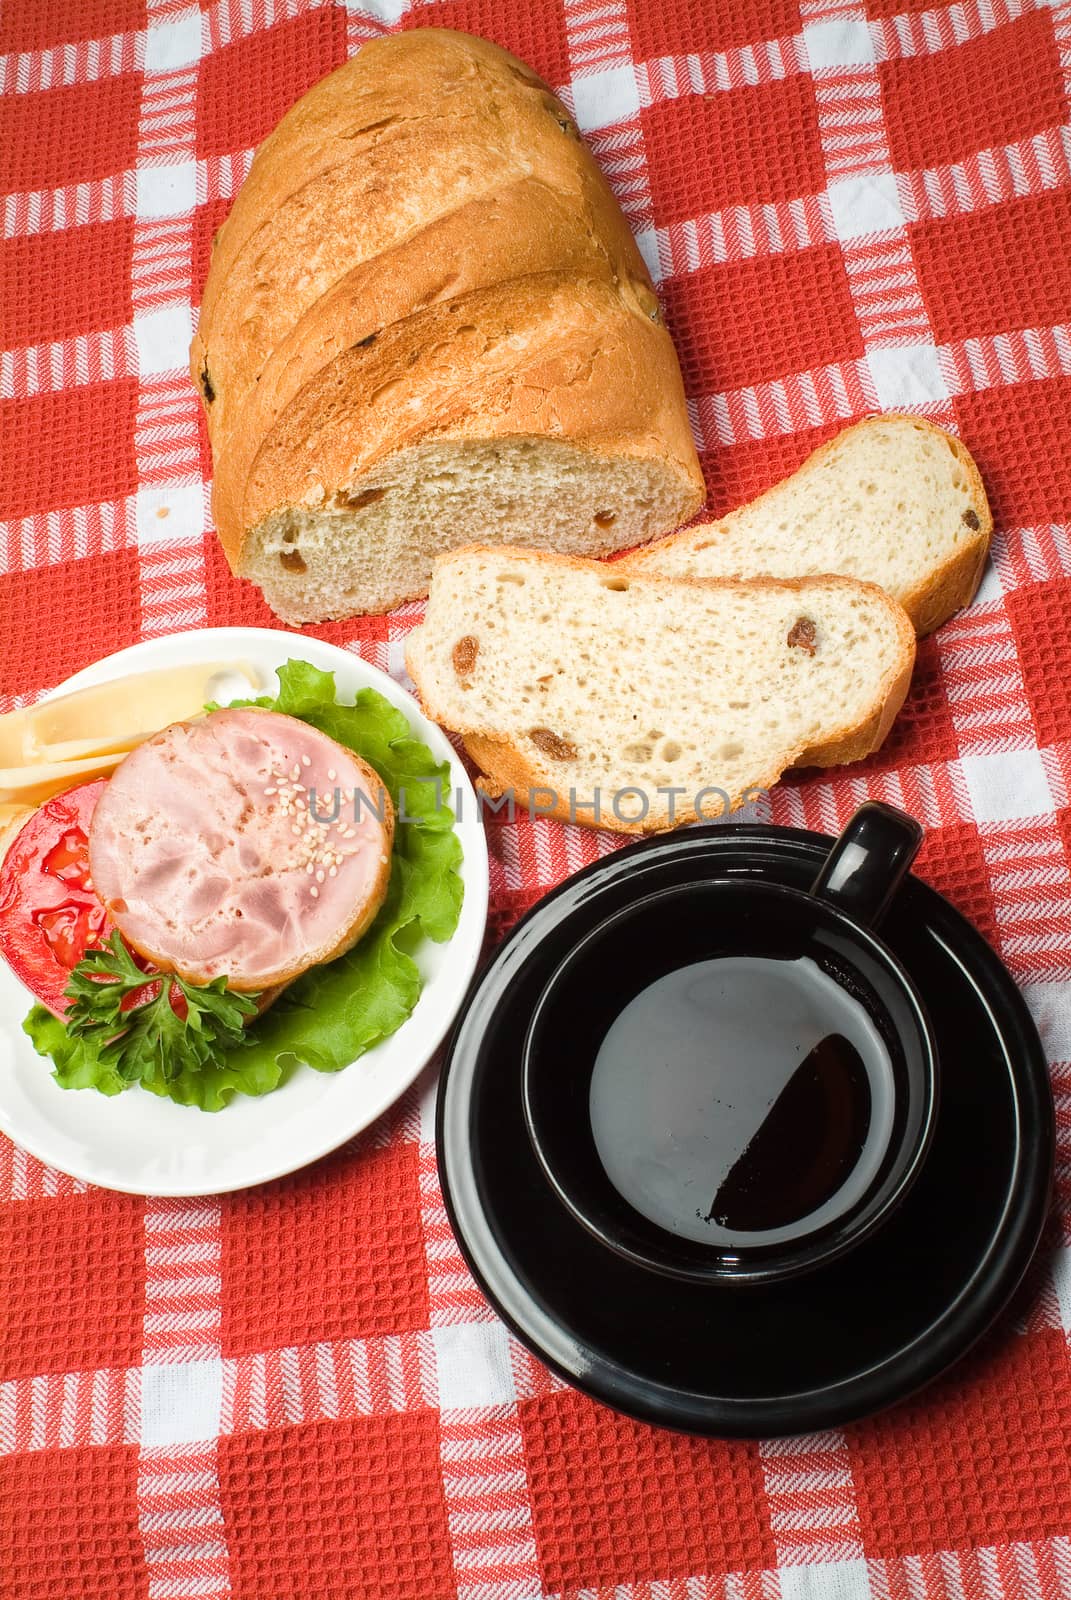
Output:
[{"xmin": 522, "ymin": 802, "xmax": 937, "ymax": 1285}]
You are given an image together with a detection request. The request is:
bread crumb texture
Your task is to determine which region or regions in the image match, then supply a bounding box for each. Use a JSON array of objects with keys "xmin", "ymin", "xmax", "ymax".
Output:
[
  {"xmin": 408, "ymin": 548, "xmax": 915, "ymax": 831},
  {"xmin": 626, "ymin": 416, "xmax": 992, "ymax": 636},
  {"xmin": 245, "ymin": 438, "xmax": 695, "ymax": 623}
]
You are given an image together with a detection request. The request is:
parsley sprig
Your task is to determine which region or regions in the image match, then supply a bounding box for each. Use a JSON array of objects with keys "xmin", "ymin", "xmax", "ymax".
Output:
[{"xmin": 63, "ymin": 932, "xmax": 259, "ymax": 1084}]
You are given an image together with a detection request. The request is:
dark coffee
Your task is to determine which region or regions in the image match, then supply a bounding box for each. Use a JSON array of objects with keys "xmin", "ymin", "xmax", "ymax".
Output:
[{"xmin": 588, "ymin": 955, "xmax": 895, "ymax": 1248}]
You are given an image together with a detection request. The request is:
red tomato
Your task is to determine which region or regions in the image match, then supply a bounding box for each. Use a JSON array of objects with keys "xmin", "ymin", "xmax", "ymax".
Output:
[
  {"xmin": 1, "ymin": 779, "xmax": 195, "ymax": 1023},
  {"xmin": 0, "ymin": 779, "xmax": 112, "ymax": 1014},
  {"xmin": 0, "ymin": 777, "xmax": 175, "ymax": 1024}
]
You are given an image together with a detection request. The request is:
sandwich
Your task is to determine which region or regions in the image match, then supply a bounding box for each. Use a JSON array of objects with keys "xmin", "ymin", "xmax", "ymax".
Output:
[{"xmin": 0, "ymin": 660, "xmax": 463, "ymax": 1110}]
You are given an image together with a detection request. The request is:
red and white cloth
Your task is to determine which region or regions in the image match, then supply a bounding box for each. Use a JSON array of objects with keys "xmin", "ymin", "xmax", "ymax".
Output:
[{"xmin": 3, "ymin": 0, "xmax": 1071, "ymax": 1595}]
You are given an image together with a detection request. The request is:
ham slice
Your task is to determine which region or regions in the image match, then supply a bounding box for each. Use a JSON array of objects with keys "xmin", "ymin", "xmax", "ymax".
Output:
[{"xmin": 88, "ymin": 709, "xmax": 393, "ymax": 990}]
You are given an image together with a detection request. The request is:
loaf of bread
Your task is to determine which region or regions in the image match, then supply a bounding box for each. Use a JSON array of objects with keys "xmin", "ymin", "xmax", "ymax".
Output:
[
  {"xmin": 406, "ymin": 547, "xmax": 915, "ymax": 834},
  {"xmin": 191, "ymin": 29, "xmax": 705, "ymax": 622},
  {"xmin": 625, "ymin": 415, "xmax": 991, "ymax": 636}
]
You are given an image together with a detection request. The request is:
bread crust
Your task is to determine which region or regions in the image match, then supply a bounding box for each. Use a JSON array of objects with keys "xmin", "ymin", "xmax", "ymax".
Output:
[
  {"xmin": 624, "ymin": 415, "xmax": 992, "ymax": 637},
  {"xmin": 199, "ymin": 80, "xmax": 654, "ymax": 546},
  {"xmin": 192, "ymin": 28, "xmax": 703, "ymax": 589},
  {"xmin": 197, "ymin": 31, "xmax": 576, "ymax": 346},
  {"xmin": 212, "ymin": 186, "xmax": 677, "ymax": 558},
  {"xmin": 894, "ymin": 427, "xmax": 992, "ymax": 633},
  {"xmin": 236, "ymin": 272, "xmax": 704, "ymax": 571},
  {"xmin": 406, "ymin": 547, "xmax": 917, "ymax": 836}
]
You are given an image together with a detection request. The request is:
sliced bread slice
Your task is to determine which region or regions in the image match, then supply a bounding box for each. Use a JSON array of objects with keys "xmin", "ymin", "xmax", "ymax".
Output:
[
  {"xmin": 624, "ymin": 415, "xmax": 992, "ymax": 636},
  {"xmin": 406, "ymin": 546, "xmax": 916, "ymax": 834}
]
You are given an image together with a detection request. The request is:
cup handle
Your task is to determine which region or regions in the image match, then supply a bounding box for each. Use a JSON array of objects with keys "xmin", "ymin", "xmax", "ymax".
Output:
[{"xmin": 809, "ymin": 801, "xmax": 924, "ymax": 929}]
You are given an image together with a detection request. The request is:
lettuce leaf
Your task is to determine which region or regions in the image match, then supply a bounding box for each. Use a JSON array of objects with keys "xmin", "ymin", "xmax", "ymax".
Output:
[{"xmin": 24, "ymin": 660, "xmax": 464, "ymax": 1110}]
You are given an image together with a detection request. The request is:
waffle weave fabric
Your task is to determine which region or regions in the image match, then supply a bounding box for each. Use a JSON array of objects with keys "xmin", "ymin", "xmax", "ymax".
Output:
[{"xmin": 3, "ymin": 1, "xmax": 1071, "ymax": 1596}]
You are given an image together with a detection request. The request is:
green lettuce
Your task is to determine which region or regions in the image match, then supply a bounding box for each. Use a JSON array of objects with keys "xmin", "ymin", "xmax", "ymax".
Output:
[{"xmin": 23, "ymin": 659, "xmax": 464, "ymax": 1111}]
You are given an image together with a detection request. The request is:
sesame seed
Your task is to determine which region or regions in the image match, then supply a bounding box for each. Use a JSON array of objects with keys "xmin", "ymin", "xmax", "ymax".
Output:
[
  {"xmin": 327, "ymin": 768, "xmax": 336, "ymax": 780},
  {"xmin": 264, "ymin": 786, "xmax": 276, "ymax": 796},
  {"xmin": 329, "ymin": 866, "xmax": 338, "ymax": 877},
  {"xmin": 316, "ymin": 870, "xmax": 325, "ymax": 883},
  {"xmin": 306, "ymin": 863, "xmax": 314, "ymax": 874},
  {"xmin": 301, "ymin": 754, "xmax": 311, "ymax": 767},
  {"xmin": 310, "ymin": 886, "xmax": 319, "ymax": 898},
  {"xmin": 380, "ymin": 853, "xmax": 388, "ymax": 864}
]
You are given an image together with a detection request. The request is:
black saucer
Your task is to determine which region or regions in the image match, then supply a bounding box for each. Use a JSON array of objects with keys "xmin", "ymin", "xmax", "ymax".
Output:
[{"xmin": 437, "ymin": 825, "xmax": 1055, "ymax": 1437}]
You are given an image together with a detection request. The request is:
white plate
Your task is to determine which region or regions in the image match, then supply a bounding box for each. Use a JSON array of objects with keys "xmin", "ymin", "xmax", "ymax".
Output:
[{"xmin": 0, "ymin": 627, "xmax": 488, "ymax": 1196}]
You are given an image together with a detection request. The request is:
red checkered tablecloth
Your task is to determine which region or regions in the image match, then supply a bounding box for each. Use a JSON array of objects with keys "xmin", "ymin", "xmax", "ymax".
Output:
[{"xmin": 3, "ymin": 0, "xmax": 1071, "ymax": 1595}]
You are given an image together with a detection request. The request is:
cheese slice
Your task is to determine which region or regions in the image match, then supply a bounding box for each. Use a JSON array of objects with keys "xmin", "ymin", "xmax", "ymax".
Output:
[
  {"xmin": 0, "ymin": 660, "xmax": 263, "ymax": 806},
  {"xmin": 19, "ymin": 732, "xmax": 146, "ymax": 766},
  {"xmin": 0, "ymin": 660, "xmax": 261, "ymax": 770},
  {"xmin": 0, "ymin": 751, "xmax": 132, "ymax": 805},
  {"xmin": 0, "ymin": 712, "xmax": 30, "ymax": 769}
]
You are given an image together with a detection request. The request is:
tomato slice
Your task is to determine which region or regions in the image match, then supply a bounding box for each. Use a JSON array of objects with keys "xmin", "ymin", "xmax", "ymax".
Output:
[
  {"xmin": 0, "ymin": 780, "xmax": 112, "ymax": 1014},
  {"xmin": 0, "ymin": 779, "xmax": 189, "ymax": 1023},
  {"xmin": 0, "ymin": 777, "xmax": 177, "ymax": 1024}
]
